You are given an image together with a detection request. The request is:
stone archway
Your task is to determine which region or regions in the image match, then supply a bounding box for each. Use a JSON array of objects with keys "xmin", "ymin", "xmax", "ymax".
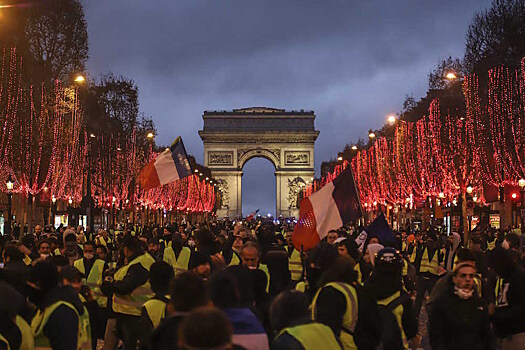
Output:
[{"xmin": 199, "ymin": 107, "xmax": 319, "ymax": 218}]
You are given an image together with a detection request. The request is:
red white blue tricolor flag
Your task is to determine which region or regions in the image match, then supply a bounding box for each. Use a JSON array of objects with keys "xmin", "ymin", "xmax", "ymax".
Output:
[
  {"xmin": 292, "ymin": 166, "xmax": 363, "ymax": 250},
  {"xmin": 139, "ymin": 137, "xmax": 192, "ymax": 191}
]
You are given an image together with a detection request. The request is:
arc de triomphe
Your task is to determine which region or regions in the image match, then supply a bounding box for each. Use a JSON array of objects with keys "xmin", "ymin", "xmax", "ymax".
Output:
[{"xmin": 199, "ymin": 107, "xmax": 319, "ymax": 219}]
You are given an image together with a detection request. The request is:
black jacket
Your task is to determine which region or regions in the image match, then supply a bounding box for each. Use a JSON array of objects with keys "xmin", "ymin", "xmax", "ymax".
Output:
[
  {"xmin": 429, "ymin": 290, "xmax": 493, "ymax": 350},
  {"xmin": 491, "ymin": 268, "xmax": 525, "ymax": 338},
  {"xmin": 39, "ymin": 285, "xmax": 86, "ymax": 350}
]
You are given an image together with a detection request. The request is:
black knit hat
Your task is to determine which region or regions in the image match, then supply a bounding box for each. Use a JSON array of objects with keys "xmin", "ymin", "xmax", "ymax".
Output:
[{"xmin": 189, "ymin": 251, "xmax": 211, "ymax": 270}]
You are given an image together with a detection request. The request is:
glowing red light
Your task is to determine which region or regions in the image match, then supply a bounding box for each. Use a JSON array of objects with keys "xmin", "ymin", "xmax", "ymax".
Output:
[{"xmin": 511, "ymin": 193, "xmax": 518, "ymax": 199}]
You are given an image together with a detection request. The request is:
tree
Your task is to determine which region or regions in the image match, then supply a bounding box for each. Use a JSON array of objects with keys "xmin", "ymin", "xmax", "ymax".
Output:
[
  {"xmin": 93, "ymin": 73, "xmax": 140, "ymax": 136},
  {"xmin": 23, "ymin": 0, "xmax": 88, "ymax": 84},
  {"xmin": 464, "ymin": 0, "xmax": 525, "ymax": 73}
]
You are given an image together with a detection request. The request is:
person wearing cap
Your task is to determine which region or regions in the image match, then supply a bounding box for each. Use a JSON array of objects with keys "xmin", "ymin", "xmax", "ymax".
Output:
[
  {"xmin": 28, "ymin": 261, "xmax": 91, "ymax": 350},
  {"xmin": 100, "ymin": 236, "xmax": 155, "ymax": 349},
  {"xmin": 428, "ymin": 261, "xmax": 494, "ymax": 350},
  {"xmin": 189, "ymin": 251, "xmax": 212, "ymax": 280},
  {"xmin": 365, "ymin": 248, "xmax": 418, "ymax": 349}
]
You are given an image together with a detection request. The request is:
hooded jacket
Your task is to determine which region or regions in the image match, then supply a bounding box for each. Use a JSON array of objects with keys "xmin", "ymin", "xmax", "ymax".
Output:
[{"xmin": 37, "ymin": 285, "xmax": 85, "ymax": 350}]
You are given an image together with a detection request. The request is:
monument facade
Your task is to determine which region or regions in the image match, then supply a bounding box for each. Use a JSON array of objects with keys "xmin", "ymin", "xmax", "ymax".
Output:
[{"xmin": 199, "ymin": 107, "xmax": 319, "ymax": 218}]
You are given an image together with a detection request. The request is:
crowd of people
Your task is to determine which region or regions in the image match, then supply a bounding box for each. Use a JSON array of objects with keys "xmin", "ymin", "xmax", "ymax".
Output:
[{"xmin": 0, "ymin": 219, "xmax": 524, "ymax": 350}]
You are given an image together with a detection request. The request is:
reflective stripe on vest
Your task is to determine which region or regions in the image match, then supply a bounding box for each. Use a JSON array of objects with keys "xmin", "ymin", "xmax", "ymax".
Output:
[
  {"xmin": 31, "ymin": 300, "xmax": 91, "ymax": 350},
  {"xmin": 286, "ymin": 247, "xmax": 303, "ymax": 281},
  {"xmin": 354, "ymin": 263, "xmax": 363, "ymax": 285},
  {"xmin": 143, "ymin": 297, "xmax": 168, "ymax": 328},
  {"xmin": 16, "ymin": 315, "xmax": 35, "ymax": 350},
  {"xmin": 112, "ymin": 253, "xmax": 155, "ymax": 316},
  {"xmin": 23, "ymin": 255, "xmax": 32, "ymax": 266},
  {"xmin": 0, "ymin": 333, "xmax": 9, "ymax": 350},
  {"xmin": 163, "ymin": 246, "xmax": 190, "ymax": 275},
  {"xmin": 312, "ymin": 282, "xmax": 358, "ymax": 350},
  {"xmin": 259, "ymin": 264, "xmax": 270, "ymax": 292},
  {"xmin": 74, "ymin": 258, "xmax": 107, "ymax": 308},
  {"xmin": 281, "ymin": 323, "xmax": 341, "ymax": 350},
  {"xmin": 419, "ymin": 248, "xmax": 439, "ymax": 275},
  {"xmin": 377, "ymin": 291, "xmax": 408, "ymax": 349}
]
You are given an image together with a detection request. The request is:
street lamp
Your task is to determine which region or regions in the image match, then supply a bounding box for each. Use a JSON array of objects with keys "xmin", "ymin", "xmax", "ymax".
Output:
[
  {"xmin": 445, "ymin": 72, "xmax": 457, "ymax": 80},
  {"xmin": 438, "ymin": 192, "xmax": 445, "ymax": 199},
  {"xmin": 368, "ymin": 131, "xmax": 376, "ymax": 139},
  {"xmin": 387, "ymin": 115, "xmax": 396, "ymax": 125},
  {"xmin": 466, "ymin": 186, "xmax": 473, "ymax": 194},
  {"xmin": 51, "ymin": 196, "xmax": 57, "ymax": 228},
  {"xmin": 74, "ymin": 74, "xmax": 86, "ymax": 83},
  {"xmin": 146, "ymin": 132, "xmax": 154, "ymax": 139},
  {"xmin": 351, "ymin": 145, "xmax": 358, "ymax": 151},
  {"xmin": 5, "ymin": 175, "xmax": 13, "ymax": 235}
]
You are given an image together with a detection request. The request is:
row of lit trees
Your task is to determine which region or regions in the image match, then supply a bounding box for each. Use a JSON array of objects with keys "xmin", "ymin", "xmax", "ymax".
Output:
[
  {"xmin": 305, "ymin": 58, "xmax": 525, "ymax": 240},
  {"xmin": 0, "ymin": 48, "xmax": 215, "ymax": 232}
]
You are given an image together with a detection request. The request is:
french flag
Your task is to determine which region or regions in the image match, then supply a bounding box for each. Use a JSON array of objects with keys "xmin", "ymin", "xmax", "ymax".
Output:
[
  {"xmin": 292, "ymin": 166, "xmax": 363, "ymax": 250},
  {"xmin": 139, "ymin": 137, "xmax": 192, "ymax": 191}
]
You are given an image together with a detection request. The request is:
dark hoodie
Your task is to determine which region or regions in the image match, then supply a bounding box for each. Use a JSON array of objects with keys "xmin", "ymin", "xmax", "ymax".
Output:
[{"xmin": 38, "ymin": 285, "xmax": 85, "ymax": 350}]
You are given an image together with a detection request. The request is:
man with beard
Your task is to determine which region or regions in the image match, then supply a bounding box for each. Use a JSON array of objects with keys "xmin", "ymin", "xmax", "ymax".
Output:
[{"xmin": 189, "ymin": 251, "xmax": 211, "ymax": 280}]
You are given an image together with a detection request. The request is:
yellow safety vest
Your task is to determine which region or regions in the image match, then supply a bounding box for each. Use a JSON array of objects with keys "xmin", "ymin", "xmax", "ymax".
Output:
[
  {"xmin": 74, "ymin": 258, "xmax": 107, "ymax": 308},
  {"xmin": 295, "ymin": 281, "xmax": 308, "ymax": 293},
  {"xmin": 286, "ymin": 246, "xmax": 303, "ymax": 282},
  {"xmin": 163, "ymin": 246, "xmax": 191, "ymax": 275},
  {"xmin": 487, "ymin": 240, "xmax": 496, "ymax": 251},
  {"xmin": 259, "ymin": 264, "xmax": 270, "ymax": 293},
  {"xmin": 53, "ymin": 248, "xmax": 62, "ymax": 256},
  {"xmin": 31, "ymin": 300, "xmax": 91, "ymax": 350},
  {"xmin": 495, "ymin": 277, "xmax": 507, "ymax": 306},
  {"xmin": 23, "ymin": 255, "xmax": 32, "ymax": 266},
  {"xmin": 279, "ymin": 323, "xmax": 341, "ymax": 350},
  {"xmin": 0, "ymin": 333, "xmax": 9, "ymax": 350},
  {"xmin": 354, "ymin": 263, "xmax": 363, "ymax": 285},
  {"xmin": 16, "ymin": 315, "xmax": 35, "ymax": 350},
  {"xmin": 228, "ymin": 251, "xmax": 241, "ymax": 267},
  {"xmin": 377, "ymin": 291, "xmax": 408, "ymax": 349},
  {"xmin": 409, "ymin": 248, "xmax": 417, "ymax": 264},
  {"xmin": 112, "ymin": 254, "xmax": 155, "ymax": 316},
  {"xmin": 95, "ymin": 235, "xmax": 112, "ymax": 247},
  {"xmin": 312, "ymin": 282, "xmax": 358, "ymax": 350},
  {"xmin": 419, "ymin": 248, "xmax": 439, "ymax": 275},
  {"xmin": 143, "ymin": 296, "xmax": 169, "ymax": 328}
]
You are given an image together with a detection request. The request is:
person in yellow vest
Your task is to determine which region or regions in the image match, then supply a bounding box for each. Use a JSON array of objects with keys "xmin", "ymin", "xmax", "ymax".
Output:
[
  {"xmin": 28, "ymin": 261, "xmax": 91, "ymax": 350},
  {"xmin": 285, "ymin": 230, "xmax": 304, "ymax": 285},
  {"xmin": 271, "ymin": 290, "xmax": 341, "ymax": 350},
  {"xmin": 95, "ymin": 230, "xmax": 113, "ymax": 250},
  {"xmin": 241, "ymin": 241, "xmax": 270, "ymax": 293},
  {"xmin": 364, "ymin": 248, "xmax": 418, "ymax": 349},
  {"xmin": 74, "ymin": 241, "xmax": 109, "ymax": 310},
  {"xmin": 163, "ymin": 232, "xmax": 191, "ymax": 275},
  {"xmin": 100, "ymin": 236, "xmax": 155, "ymax": 349},
  {"xmin": 140, "ymin": 261, "xmax": 173, "ymax": 346},
  {"xmin": 0, "ymin": 281, "xmax": 35, "ymax": 350},
  {"xmin": 311, "ymin": 249, "xmax": 381, "ymax": 350},
  {"xmin": 413, "ymin": 233, "xmax": 443, "ymax": 320},
  {"xmin": 60, "ymin": 266, "xmax": 97, "ymax": 350}
]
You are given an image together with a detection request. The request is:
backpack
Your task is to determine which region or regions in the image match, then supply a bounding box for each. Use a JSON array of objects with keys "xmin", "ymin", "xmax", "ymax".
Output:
[
  {"xmin": 376, "ymin": 293, "xmax": 410, "ymax": 350},
  {"xmin": 351, "ymin": 283, "xmax": 381, "ymax": 350}
]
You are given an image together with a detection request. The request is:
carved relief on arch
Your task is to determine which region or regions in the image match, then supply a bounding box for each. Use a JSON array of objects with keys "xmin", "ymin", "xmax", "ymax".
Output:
[{"xmin": 237, "ymin": 147, "xmax": 280, "ymax": 169}]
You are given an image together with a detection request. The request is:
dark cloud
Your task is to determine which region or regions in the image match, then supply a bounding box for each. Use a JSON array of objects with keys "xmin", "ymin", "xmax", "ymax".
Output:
[{"xmin": 84, "ymin": 0, "xmax": 492, "ymax": 213}]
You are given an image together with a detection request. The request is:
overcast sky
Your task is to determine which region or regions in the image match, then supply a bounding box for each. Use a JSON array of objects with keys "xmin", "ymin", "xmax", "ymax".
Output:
[{"xmin": 84, "ymin": 0, "xmax": 492, "ymax": 216}]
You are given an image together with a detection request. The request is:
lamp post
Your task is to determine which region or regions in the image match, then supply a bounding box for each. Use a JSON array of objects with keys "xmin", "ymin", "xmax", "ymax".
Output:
[
  {"xmin": 51, "ymin": 196, "xmax": 57, "ymax": 229},
  {"xmin": 519, "ymin": 178, "xmax": 525, "ymax": 232},
  {"xmin": 5, "ymin": 175, "xmax": 13, "ymax": 235}
]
